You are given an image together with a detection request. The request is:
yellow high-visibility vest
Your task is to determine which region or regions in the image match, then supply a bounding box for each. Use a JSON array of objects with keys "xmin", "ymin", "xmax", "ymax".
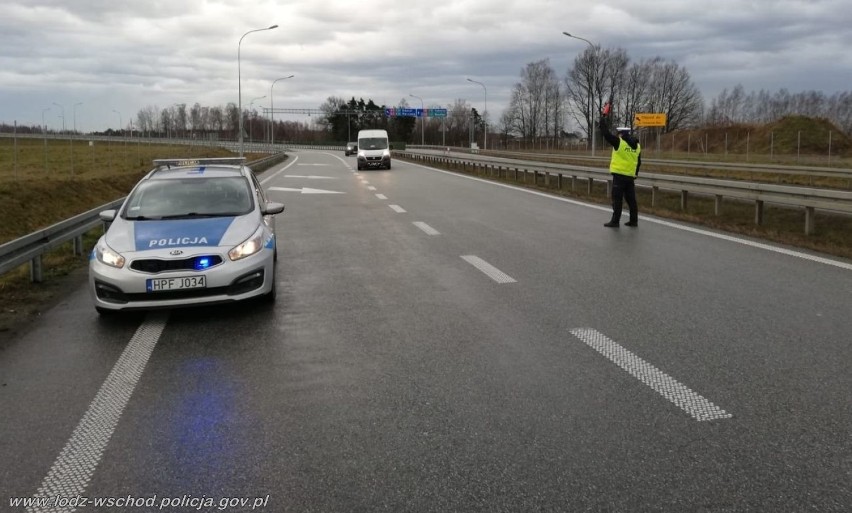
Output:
[{"xmin": 610, "ymin": 139, "xmax": 640, "ymax": 177}]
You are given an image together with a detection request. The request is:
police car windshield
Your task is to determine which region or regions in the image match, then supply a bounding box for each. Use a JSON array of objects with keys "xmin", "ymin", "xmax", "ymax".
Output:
[{"xmin": 124, "ymin": 177, "xmax": 253, "ymax": 220}]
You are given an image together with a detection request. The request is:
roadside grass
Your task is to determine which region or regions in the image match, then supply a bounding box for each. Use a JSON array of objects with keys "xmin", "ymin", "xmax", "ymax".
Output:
[
  {"xmin": 0, "ymin": 139, "xmax": 266, "ymax": 333},
  {"xmin": 0, "ymin": 138, "xmax": 264, "ymax": 243}
]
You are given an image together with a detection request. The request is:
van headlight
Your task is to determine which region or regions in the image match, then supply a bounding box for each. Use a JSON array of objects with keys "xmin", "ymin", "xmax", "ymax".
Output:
[
  {"xmin": 95, "ymin": 242, "xmax": 125, "ymax": 268},
  {"xmin": 229, "ymin": 228, "xmax": 264, "ymax": 261},
  {"xmin": 382, "ymin": 149, "xmax": 390, "ymax": 157}
]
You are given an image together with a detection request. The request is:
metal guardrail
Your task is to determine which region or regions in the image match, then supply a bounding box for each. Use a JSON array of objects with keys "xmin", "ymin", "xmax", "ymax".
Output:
[
  {"xmin": 407, "ymin": 145, "xmax": 852, "ymax": 182},
  {"xmin": 0, "ymin": 153, "xmax": 289, "ymax": 283},
  {"xmin": 396, "ymin": 150, "xmax": 852, "ymax": 235},
  {"xmin": 0, "ymin": 199, "xmax": 125, "ymax": 282}
]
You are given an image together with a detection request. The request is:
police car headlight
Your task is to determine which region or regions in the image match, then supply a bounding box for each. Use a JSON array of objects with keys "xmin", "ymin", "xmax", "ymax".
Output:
[
  {"xmin": 96, "ymin": 243, "xmax": 125, "ymax": 268},
  {"xmin": 229, "ymin": 229, "xmax": 264, "ymax": 261}
]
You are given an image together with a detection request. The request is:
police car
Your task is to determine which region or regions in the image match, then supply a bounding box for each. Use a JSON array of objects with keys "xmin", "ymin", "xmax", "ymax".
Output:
[{"xmin": 89, "ymin": 158, "xmax": 284, "ymax": 314}]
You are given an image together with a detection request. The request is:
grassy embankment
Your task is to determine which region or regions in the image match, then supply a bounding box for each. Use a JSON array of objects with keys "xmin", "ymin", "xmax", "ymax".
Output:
[{"xmin": 0, "ymin": 137, "xmax": 265, "ymax": 330}]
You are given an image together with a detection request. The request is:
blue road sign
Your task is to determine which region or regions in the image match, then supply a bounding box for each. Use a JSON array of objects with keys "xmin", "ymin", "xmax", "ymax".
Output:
[{"xmin": 385, "ymin": 107, "xmax": 448, "ymax": 118}]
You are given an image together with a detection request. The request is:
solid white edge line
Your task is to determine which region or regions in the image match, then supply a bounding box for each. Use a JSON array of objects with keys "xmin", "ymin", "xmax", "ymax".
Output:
[
  {"xmin": 461, "ymin": 255, "xmax": 517, "ymax": 284},
  {"xmin": 570, "ymin": 327, "xmax": 732, "ymax": 422},
  {"xmin": 405, "ymin": 160, "xmax": 852, "ymax": 271},
  {"xmin": 28, "ymin": 312, "xmax": 169, "ymax": 513},
  {"xmin": 259, "ymin": 155, "xmax": 300, "ymax": 185}
]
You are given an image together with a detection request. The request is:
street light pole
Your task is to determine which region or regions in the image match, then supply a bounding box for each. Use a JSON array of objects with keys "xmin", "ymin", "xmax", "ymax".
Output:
[
  {"xmin": 270, "ymin": 75, "xmax": 294, "ymax": 148},
  {"xmin": 73, "ymin": 103, "xmax": 83, "ymax": 134},
  {"xmin": 563, "ymin": 31, "xmax": 598, "ymax": 157},
  {"xmin": 466, "ymin": 78, "xmax": 487, "ymax": 151},
  {"xmin": 409, "ymin": 93, "xmax": 424, "ymax": 146},
  {"xmin": 238, "ymin": 24, "xmax": 278, "ymax": 157},
  {"xmin": 113, "ymin": 109, "xmax": 125, "ymax": 166},
  {"xmin": 52, "ymin": 102, "xmax": 66, "ymax": 132},
  {"xmin": 42, "ymin": 107, "xmax": 50, "ymax": 173},
  {"xmin": 72, "ymin": 102, "xmax": 82, "ymax": 176}
]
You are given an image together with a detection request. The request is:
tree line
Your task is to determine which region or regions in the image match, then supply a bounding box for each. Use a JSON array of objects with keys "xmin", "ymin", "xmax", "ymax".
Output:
[
  {"xmin": 500, "ymin": 45, "xmax": 852, "ymax": 146},
  {"xmin": 3, "ymin": 52, "xmax": 850, "ymax": 146}
]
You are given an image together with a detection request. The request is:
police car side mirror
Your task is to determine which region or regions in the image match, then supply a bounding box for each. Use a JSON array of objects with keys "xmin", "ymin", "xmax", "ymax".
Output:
[
  {"xmin": 98, "ymin": 210, "xmax": 117, "ymax": 222},
  {"xmin": 262, "ymin": 202, "xmax": 285, "ymax": 215}
]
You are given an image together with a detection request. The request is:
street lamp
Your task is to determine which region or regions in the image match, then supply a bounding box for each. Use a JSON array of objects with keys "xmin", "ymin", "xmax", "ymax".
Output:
[
  {"xmin": 72, "ymin": 102, "xmax": 83, "ymax": 175},
  {"xmin": 270, "ymin": 75, "xmax": 294, "ymax": 147},
  {"xmin": 114, "ymin": 109, "xmax": 126, "ymax": 165},
  {"xmin": 466, "ymin": 78, "xmax": 487, "ymax": 151},
  {"xmin": 238, "ymin": 24, "xmax": 278, "ymax": 157},
  {"xmin": 73, "ymin": 102, "xmax": 83, "ymax": 134},
  {"xmin": 409, "ymin": 93, "xmax": 424, "ymax": 146},
  {"xmin": 42, "ymin": 107, "xmax": 50, "ymax": 173},
  {"xmin": 52, "ymin": 102, "xmax": 66, "ymax": 132},
  {"xmin": 248, "ymin": 95, "xmax": 266, "ymax": 145},
  {"xmin": 563, "ymin": 31, "xmax": 598, "ymax": 157}
]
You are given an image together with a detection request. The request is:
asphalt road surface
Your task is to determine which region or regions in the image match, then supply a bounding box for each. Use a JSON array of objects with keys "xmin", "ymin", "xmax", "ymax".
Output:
[{"xmin": 2, "ymin": 150, "xmax": 850, "ymax": 512}]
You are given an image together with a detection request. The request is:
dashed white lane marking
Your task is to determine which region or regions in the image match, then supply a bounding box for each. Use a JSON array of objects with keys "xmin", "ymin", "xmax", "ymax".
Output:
[
  {"xmin": 367, "ymin": 186, "xmax": 377, "ymax": 191},
  {"xmin": 413, "ymin": 222, "xmax": 440, "ymax": 235},
  {"xmin": 389, "ymin": 205, "xmax": 407, "ymax": 213},
  {"xmin": 461, "ymin": 255, "xmax": 517, "ymax": 284},
  {"xmin": 570, "ymin": 328, "xmax": 733, "ymax": 422},
  {"xmin": 28, "ymin": 313, "xmax": 169, "ymax": 513},
  {"xmin": 375, "ymin": 194, "xmax": 387, "ymax": 200}
]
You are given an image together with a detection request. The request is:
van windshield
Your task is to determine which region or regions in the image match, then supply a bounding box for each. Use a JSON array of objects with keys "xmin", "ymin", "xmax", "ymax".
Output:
[{"xmin": 359, "ymin": 138, "xmax": 388, "ymax": 150}]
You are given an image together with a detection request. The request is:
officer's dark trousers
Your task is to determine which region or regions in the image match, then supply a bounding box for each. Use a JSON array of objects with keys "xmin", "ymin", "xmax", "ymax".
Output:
[{"xmin": 610, "ymin": 173, "xmax": 638, "ymax": 224}]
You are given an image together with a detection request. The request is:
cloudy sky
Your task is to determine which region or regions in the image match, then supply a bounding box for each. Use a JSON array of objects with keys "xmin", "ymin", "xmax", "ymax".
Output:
[{"xmin": 1, "ymin": 0, "xmax": 850, "ymax": 132}]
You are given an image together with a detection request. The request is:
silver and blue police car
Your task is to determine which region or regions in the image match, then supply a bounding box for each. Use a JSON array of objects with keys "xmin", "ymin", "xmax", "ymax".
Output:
[{"xmin": 89, "ymin": 158, "xmax": 284, "ymax": 314}]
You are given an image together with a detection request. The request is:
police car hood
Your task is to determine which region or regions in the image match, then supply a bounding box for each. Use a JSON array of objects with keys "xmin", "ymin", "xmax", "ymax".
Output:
[{"xmin": 105, "ymin": 214, "xmax": 258, "ymax": 254}]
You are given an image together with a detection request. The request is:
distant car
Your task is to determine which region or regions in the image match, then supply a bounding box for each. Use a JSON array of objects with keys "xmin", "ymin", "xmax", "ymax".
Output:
[
  {"xmin": 345, "ymin": 142, "xmax": 358, "ymax": 156},
  {"xmin": 89, "ymin": 157, "xmax": 285, "ymax": 314}
]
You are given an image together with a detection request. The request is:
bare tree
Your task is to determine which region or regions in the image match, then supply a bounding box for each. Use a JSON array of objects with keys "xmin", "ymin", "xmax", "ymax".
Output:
[
  {"xmin": 564, "ymin": 48, "xmax": 628, "ymax": 139},
  {"xmin": 647, "ymin": 60, "xmax": 704, "ymax": 131},
  {"xmin": 174, "ymin": 104, "xmax": 187, "ymax": 137},
  {"xmin": 190, "ymin": 103, "xmax": 202, "ymax": 136},
  {"xmin": 446, "ymin": 99, "xmax": 472, "ymax": 147},
  {"xmin": 504, "ymin": 59, "xmax": 562, "ymax": 142}
]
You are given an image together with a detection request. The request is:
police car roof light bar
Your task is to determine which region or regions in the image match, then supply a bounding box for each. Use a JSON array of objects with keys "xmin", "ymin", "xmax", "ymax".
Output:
[{"xmin": 152, "ymin": 157, "xmax": 247, "ymax": 170}]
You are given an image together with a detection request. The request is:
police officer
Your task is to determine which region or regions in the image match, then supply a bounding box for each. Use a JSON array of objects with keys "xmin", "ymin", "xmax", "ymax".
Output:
[{"xmin": 599, "ymin": 117, "xmax": 641, "ymax": 227}]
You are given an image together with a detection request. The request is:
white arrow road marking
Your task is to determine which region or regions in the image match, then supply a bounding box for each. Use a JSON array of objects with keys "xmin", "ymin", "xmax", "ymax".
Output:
[
  {"xmin": 283, "ymin": 175, "xmax": 337, "ymax": 179},
  {"xmin": 269, "ymin": 187, "xmax": 345, "ymax": 194},
  {"xmin": 570, "ymin": 328, "xmax": 733, "ymax": 422},
  {"xmin": 461, "ymin": 255, "xmax": 516, "ymax": 284},
  {"xmin": 413, "ymin": 222, "xmax": 440, "ymax": 235},
  {"xmin": 28, "ymin": 313, "xmax": 169, "ymax": 513}
]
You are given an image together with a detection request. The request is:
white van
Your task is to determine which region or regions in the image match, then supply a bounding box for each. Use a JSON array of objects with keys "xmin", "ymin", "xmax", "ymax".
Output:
[{"xmin": 356, "ymin": 129, "xmax": 391, "ymax": 170}]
